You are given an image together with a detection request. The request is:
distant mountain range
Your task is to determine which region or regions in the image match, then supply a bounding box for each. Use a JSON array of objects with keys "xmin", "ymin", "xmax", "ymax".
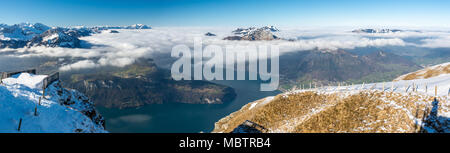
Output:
[
  {"xmin": 0, "ymin": 23, "xmax": 151, "ymax": 48},
  {"xmin": 352, "ymin": 28, "xmax": 421, "ymax": 33},
  {"xmin": 278, "ymin": 49, "xmax": 422, "ymax": 90},
  {"xmin": 352, "ymin": 28, "xmax": 403, "ymax": 33}
]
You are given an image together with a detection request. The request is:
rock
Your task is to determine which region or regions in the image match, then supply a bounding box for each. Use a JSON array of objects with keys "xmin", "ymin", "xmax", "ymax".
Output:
[
  {"xmin": 224, "ymin": 26, "xmax": 280, "ymax": 41},
  {"xmin": 223, "ymin": 36, "xmax": 242, "ymax": 40},
  {"xmin": 205, "ymin": 32, "xmax": 216, "ymax": 36},
  {"xmin": 231, "ymin": 120, "xmax": 267, "ymax": 133},
  {"xmin": 241, "ymin": 28, "xmax": 279, "ymax": 41}
]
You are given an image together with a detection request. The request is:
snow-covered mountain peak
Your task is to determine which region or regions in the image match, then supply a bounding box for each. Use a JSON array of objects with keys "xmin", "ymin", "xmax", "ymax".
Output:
[
  {"xmin": 0, "ymin": 22, "xmax": 152, "ymax": 48},
  {"xmin": 0, "ymin": 22, "xmax": 51, "ymax": 41},
  {"xmin": 232, "ymin": 26, "xmax": 279, "ymax": 35},
  {"xmin": 262, "ymin": 25, "xmax": 279, "ymax": 32},
  {"xmin": 126, "ymin": 24, "xmax": 151, "ymax": 29},
  {"xmin": 352, "ymin": 28, "xmax": 403, "ymax": 33}
]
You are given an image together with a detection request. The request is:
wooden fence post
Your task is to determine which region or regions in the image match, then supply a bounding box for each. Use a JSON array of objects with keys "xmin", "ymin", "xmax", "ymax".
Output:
[
  {"xmin": 382, "ymin": 82, "xmax": 385, "ymax": 91},
  {"xmin": 18, "ymin": 118, "xmax": 22, "ymax": 132},
  {"xmin": 42, "ymin": 87, "xmax": 46, "ymax": 99},
  {"xmin": 435, "ymin": 85, "xmax": 437, "ymax": 97},
  {"xmin": 34, "ymin": 104, "xmax": 38, "ymax": 116},
  {"xmin": 0, "ymin": 73, "xmax": 3, "ymax": 85},
  {"xmin": 425, "ymin": 83, "xmax": 428, "ymax": 93},
  {"xmin": 391, "ymin": 82, "xmax": 394, "ymax": 92}
]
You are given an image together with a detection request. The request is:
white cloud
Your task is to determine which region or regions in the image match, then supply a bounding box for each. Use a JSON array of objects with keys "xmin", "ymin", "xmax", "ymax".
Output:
[
  {"xmin": 59, "ymin": 60, "xmax": 99, "ymax": 71},
  {"xmin": 1, "ymin": 27, "xmax": 449, "ymax": 70},
  {"xmin": 419, "ymin": 35, "xmax": 450, "ymax": 48}
]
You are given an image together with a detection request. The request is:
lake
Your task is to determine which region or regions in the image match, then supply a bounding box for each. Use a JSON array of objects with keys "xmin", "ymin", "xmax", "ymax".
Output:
[{"xmin": 97, "ymin": 79, "xmax": 280, "ymax": 133}]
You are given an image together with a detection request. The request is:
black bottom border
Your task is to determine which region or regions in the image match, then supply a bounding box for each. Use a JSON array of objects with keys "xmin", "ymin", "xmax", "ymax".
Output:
[{"xmin": 0, "ymin": 133, "xmax": 447, "ymax": 152}]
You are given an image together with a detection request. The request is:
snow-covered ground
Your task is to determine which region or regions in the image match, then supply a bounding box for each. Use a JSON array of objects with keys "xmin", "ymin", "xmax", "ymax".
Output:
[
  {"xmin": 0, "ymin": 73, "xmax": 106, "ymax": 133},
  {"xmin": 286, "ymin": 73, "xmax": 450, "ymax": 115},
  {"xmin": 289, "ymin": 73, "xmax": 450, "ymax": 97}
]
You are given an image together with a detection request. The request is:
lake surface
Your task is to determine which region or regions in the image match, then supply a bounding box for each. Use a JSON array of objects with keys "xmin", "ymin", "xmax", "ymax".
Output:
[{"xmin": 97, "ymin": 79, "xmax": 280, "ymax": 133}]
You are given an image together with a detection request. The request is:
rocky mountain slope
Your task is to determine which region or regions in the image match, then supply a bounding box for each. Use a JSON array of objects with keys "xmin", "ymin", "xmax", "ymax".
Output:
[
  {"xmin": 60, "ymin": 59, "xmax": 236, "ymax": 108},
  {"xmin": 278, "ymin": 50, "xmax": 421, "ymax": 90},
  {"xmin": 214, "ymin": 63, "xmax": 450, "ymax": 133},
  {"xmin": 0, "ymin": 73, "xmax": 106, "ymax": 133}
]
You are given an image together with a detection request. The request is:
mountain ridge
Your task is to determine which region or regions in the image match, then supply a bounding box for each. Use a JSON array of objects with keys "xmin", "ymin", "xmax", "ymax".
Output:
[
  {"xmin": 0, "ymin": 22, "xmax": 151, "ymax": 49},
  {"xmin": 213, "ymin": 63, "xmax": 450, "ymax": 133}
]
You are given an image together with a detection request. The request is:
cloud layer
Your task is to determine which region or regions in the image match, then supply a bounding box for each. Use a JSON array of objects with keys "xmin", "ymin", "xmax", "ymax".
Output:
[{"xmin": 1, "ymin": 27, "xmax": 449, "ymax": 71}]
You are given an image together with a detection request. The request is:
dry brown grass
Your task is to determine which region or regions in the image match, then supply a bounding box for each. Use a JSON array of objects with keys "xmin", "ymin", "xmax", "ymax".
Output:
[
  {"xmin": 213, "ymin": 90, "xmax": 445, "ymax": 133},
  {"xmin": 213, "ymin": 91, "xmax": 344, "ymax": 133},
  {"xmin": 294, "ymin": 92, "xmax": 433, "ymax": 133}
]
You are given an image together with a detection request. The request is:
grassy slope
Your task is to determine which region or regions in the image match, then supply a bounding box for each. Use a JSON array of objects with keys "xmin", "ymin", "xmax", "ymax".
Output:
[{"xmin": 214, "ymin": 89, "xmax": 448, "ymax": 133}]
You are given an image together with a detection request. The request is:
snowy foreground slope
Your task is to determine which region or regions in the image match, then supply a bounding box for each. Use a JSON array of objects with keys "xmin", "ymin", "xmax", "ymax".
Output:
[
  {"xmin": 0, "ymin": 73, "xmax": 106, "ymax": 133},
  {"xmin": 214, "ymin": 66, "xmax": 450, "ymax": 133}
]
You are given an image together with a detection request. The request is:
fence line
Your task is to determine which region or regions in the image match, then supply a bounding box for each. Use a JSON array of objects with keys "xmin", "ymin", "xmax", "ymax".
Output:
[{"xmin": 42, "ymin": 72, "xmax": 59, "ymax": 90}]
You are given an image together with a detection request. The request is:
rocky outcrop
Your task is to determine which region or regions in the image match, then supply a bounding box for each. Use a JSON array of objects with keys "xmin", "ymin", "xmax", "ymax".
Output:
[
  {"xmin": 205, "ymin": 32, "xmax": 216, "ymax": 36},
  {"xmin": 62, "ymin": 59, "xmax": 237, "ymax": 108},
  {"xmin": 231, "ymin": 120, "xmax": 267, "ymax": 133},
  {"xmin": 48, "ymin": 81, "xmax": 106, "ymax": 129},
  {"xmin": 224, "ymin": 26, "xmax": 280, "ymax": 41}
]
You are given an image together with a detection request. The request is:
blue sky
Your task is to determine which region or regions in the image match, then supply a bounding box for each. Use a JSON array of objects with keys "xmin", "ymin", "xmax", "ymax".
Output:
[{"xmin": 0, "ymin": 0, "xmax": 449, "ymax": 27}]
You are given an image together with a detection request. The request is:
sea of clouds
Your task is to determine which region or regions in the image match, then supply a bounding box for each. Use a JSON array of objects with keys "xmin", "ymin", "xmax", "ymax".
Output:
[{"xmin": 0, "ymin": 27, "xmax": 449, "ymax": 71}]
